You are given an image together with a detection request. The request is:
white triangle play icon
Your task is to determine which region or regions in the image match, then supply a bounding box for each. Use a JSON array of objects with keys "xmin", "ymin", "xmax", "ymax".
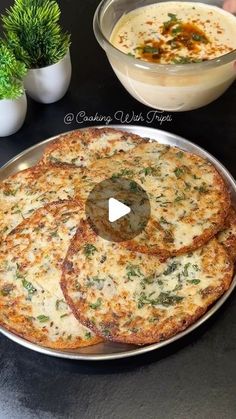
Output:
[{"xmin": 108, "ymin": 198, "xmax": 131, "ymax": 223}]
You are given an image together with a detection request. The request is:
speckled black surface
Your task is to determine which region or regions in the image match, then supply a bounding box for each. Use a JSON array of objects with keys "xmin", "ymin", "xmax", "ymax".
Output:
[{"xmin": 0, "ymin": 1, "xmax": 236, "ymax": 418}]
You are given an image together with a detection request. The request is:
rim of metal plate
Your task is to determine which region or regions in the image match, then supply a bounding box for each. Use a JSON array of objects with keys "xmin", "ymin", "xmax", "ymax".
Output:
[{"xmin": 0, "ymin": 125, "xmax": 236, "ymax": 361}]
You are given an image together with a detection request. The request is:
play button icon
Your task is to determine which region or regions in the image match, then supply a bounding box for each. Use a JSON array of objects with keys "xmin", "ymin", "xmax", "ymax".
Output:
[
  {"xmin": 85, "ymin": 177, "xmax": 150, "ymax": 242},
  {"xmin": 109, "ymin": 198, "xmax": 131, "ymax": 223}
]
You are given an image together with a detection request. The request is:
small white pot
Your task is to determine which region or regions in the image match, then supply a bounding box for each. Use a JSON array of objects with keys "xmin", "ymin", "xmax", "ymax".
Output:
[
  {"xmin": 24, "ymin": 51, "xmax": 72, "ymax": 104},
  {"xmin": 0, "ymin": 93, "xmax": 27, "ymax": 137}
]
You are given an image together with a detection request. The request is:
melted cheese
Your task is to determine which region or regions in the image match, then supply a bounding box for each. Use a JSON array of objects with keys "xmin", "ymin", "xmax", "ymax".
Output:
[
  {"xmin": 62, "ymin": 222, "xmax": 233, "ymax": 345},
  {"xmin": 88, "ymin": 141, "xmax": 229, "ymax": 255},
  {"xmin": 0, "ymin": 165, "xmax": 87, "ymax": 242},
  {"xmin": 0, "ymin": 202, "xmax": 99, "ymax": 349},
  {"xmin": 40, "ymin": 128, "xmax": 146, "ymax": 167}
]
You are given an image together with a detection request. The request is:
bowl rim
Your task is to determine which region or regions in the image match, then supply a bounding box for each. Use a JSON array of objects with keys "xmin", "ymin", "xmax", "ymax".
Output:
[{"xmin": 93, "ymin": 0, "xmax": 236, "ymax": 73}]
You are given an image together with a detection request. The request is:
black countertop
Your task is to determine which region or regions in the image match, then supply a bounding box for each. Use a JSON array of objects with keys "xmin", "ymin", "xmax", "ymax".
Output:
[{"xmin": 0, "ymin": 1, "xmax": 236, "ymax": 418}]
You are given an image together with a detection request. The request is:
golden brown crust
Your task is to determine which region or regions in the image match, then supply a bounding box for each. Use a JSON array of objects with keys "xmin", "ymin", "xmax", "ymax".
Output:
[
  {"xmin": 63, "ymin": 272, "xmax": 232, "ymax": 346},
  {"xmin": 0, "ymin": 129, "xmax": 233, "ymax": 350},
  {"xmin": 0, "ymin": 201, "xmax": 101, "ymax": 349},
  {"xmin": 85, "ymin": 142, "xmax": 230, "ymax": 257},
  {"xmin": 61, "ymin": 221, "xmax": 233, "ymax": 346},
  {"xmin": 217, "ymin": 206, "xmax": 236, "ymax": 262},
  {"xmin": 0, "ymin": 163, "xmax": 87, "ymax": 243},
  {"xmin": 0, "ymin": 309, "xmax": 101, "ymax": 349},
  {"xmin": 123, "ymin": 180, "xmax": 230, "ymax": 258},
  {"xmin": 39, "ymin": 127, "xmax": 148, "ymax": 167}
]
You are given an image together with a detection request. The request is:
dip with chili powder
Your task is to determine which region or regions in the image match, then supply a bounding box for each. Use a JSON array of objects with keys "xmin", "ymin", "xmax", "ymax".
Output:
[{"xmin": 110, "ymin": 2, "xmax": 236, "ymax": 64}]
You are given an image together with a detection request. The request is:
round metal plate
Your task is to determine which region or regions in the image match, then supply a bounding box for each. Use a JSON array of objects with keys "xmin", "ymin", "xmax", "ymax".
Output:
[{"xmin": 0, "ymin": 125, "xmax": 236, "ymax": 360}]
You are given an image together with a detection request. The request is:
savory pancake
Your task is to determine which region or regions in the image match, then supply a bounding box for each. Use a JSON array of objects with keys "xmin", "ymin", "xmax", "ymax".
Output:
[
  {"xmin": 39, "ymin": 127, "xmax": 148, "ymax": 167},
  {"xmin": 0, "ymin": 164, "xmax": 87, "ymax": 242},
  {"xmin": 218, "ymin": 207, "xmax": 236, "ymax": 262},
  {"xmin": 87, "ymin": 141, "xmax": 230, "ymax": 257},
  {"xmin": 61, "ymin": 221, "xmax": 233, "ymax": 345},
  {"xmin": 0, "ymin": 201, "xmax": 100, "ymax": 349}
]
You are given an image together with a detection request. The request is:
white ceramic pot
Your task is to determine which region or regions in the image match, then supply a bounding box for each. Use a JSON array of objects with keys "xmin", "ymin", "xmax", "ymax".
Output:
[
  {"xmin": 24, "ymin": 50, "xmax": 72, "ymax": 104},
  {"xmin": 0, "ymin": 93, "xmax": 27, "ymax": 137}
]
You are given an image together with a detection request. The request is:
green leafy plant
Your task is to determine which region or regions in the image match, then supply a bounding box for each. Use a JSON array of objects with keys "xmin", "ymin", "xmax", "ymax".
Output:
[
  {"xmin": 0, "ymin": 40, "xmax": 27, "ymax": 100},
  {"xmin": 2, "ymin": 0, "xmax": 71, "ymax": 69}
]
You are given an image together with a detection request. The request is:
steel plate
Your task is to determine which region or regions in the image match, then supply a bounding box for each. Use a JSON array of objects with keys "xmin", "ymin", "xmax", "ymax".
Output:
[{"xmin": 0, "ymin": 125, "xmax": 236, "ymax": 360}]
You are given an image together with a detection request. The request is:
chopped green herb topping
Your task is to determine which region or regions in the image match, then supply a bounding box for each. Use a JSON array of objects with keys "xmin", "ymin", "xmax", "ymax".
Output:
[
  {"xmin": 1, "ymin": 226, "xmax": 8, "ymax": 235},
  {"xmin": 176, "ymin": 151, "xmax": 184, "ymax": 158},
  {"xmin": 126, "ymin": 264, "xmax": 143, "ymax": 280},
  {"xmin": 89, "ymin": 298, "xmax": 102, "ymax": 310},
  {"xmin": 173, "ymin": 56, "xmax": 203, "ymax": 64},
  {"xmin": 3, "ymin": 188, "xmax": 18, "ymax": 196},
  {"xmin": 194, "ymin": 185, "xmax": 209, "ymax": 194},
  {"xmin": 183, "ymin": 263, "xmax": 191, "ymax": 277},
  {"xmin": 185, "ymin": 182, "xmax": 191, "ymax": 190},
  {"xmin": 139, "ymin": 166, "xmax": 160, "ymax": 176},
  {"xmin": 174, "ymin": 166, "xmax": 186, "ymax": 177},
  {"xmin": 103, "ymin": 329, "xmax": 110, "ymax": 337},
  {"xmin": 163, "ymin": 262, "xmax": 178, "ymax": 276},
  {"xmin": 175, "ymin": 193, "xmax": 186, "ymax": 202},
  {"xmin": 60, "ymin": 313, "xmax": 69, "ymax": 319},
  {"xmin": 55, "ymin": 299, "xmax": 66, "ymax": 310},
  {"xmin": 49, "ymin": 156, "xmax": 61, "ymax": 164},
  {"xmin": 83, "ymin": 244, "xmax": 97, "ymax": 258},
  {"xmin": 138, "ymin": 291, "xmax": 183, "ymax": 308},
  {"xmin": 171, "ymin": 25, "xmax": 182, "ymax": 35},
  {"xmin": 50, "ymin": 230, "xmax": 59, "ymax": 238},
  {"xmin": 192, "ymin": 33, "xmax": 208, "ymax": 43},
  {"xmin": 168, "ymin": 13, "xmax": 178, "ymax": 20},
  {"xmin": 142, "ymin": 275, "xmax": 155, "ymax": 284},
  {"xmin": 140, "ymin": 275, "xmax": 156, "ymax": 289},
  {"xmin": 37, "ymin": 315, "xmax": 50, "ymax": 323},
  {"xmin": 87, "ymin": 276, "xmax": 105, "ymax": 290},
  {"xmin": 142, "ymin": 45, "xmax": 159, "ymax": 54},
  {"xmin": 187, "ymin": 279, "xmax": 201, "ymax": 285},
  {"xmin": 22, "ymin": 279, "xmax": 37, "ymax": 295},
  {"xmin": 129, "ymin": 181, "xmax": 141, "ymax": 192},
  {"xmin": 159, "ymin": 216, "xmax": 170, "ymax": 225},
  {"xmin": 163, "ymin": 13, "xmax": 179, "ymax": 30},
  {"xmin": 15, "ymin": 264, "xmax": 24, "ymax": 280},
  {"xmin": 1, "ymin": 284, "xmax": 14, "ymax": 296},
  {"xmin": 111, "ymin": 169, "xmax": 134, "ymax": 179}
]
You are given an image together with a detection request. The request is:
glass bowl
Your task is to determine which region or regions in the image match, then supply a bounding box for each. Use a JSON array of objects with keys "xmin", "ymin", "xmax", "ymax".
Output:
[{"xmin": 93, "ymin": 0, "xmax": 236, "ymax": 111}]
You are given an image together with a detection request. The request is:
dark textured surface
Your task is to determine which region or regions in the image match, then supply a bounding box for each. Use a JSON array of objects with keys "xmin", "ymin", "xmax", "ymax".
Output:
[{"xmin": 0, "ymin": 1, "xmax": 236, "ymax": 418}]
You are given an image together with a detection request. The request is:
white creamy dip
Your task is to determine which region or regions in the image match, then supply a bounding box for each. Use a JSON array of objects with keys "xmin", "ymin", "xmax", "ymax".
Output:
[
  {"xmin": 107, "ymin": 2, "xmax": 236, "ymax": 111},
  {"xmin": 111, "ymin": 2, "xmax": 236, "ymax": 64}
]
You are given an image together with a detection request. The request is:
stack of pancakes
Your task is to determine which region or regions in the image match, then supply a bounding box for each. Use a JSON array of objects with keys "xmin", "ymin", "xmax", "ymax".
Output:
[{"xmin": 0, "ymin": 128, "xmax": 235, "ymax": 348}]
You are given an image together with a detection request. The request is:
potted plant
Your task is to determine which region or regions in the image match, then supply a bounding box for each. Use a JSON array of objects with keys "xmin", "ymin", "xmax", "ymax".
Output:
[
  {"xmin": 0, "ymin": 41, "xmax": 27, "ymax": 137},
  {"xmin": 2, "ymin": 0, "xmax": 71, "ymax": 104}
]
